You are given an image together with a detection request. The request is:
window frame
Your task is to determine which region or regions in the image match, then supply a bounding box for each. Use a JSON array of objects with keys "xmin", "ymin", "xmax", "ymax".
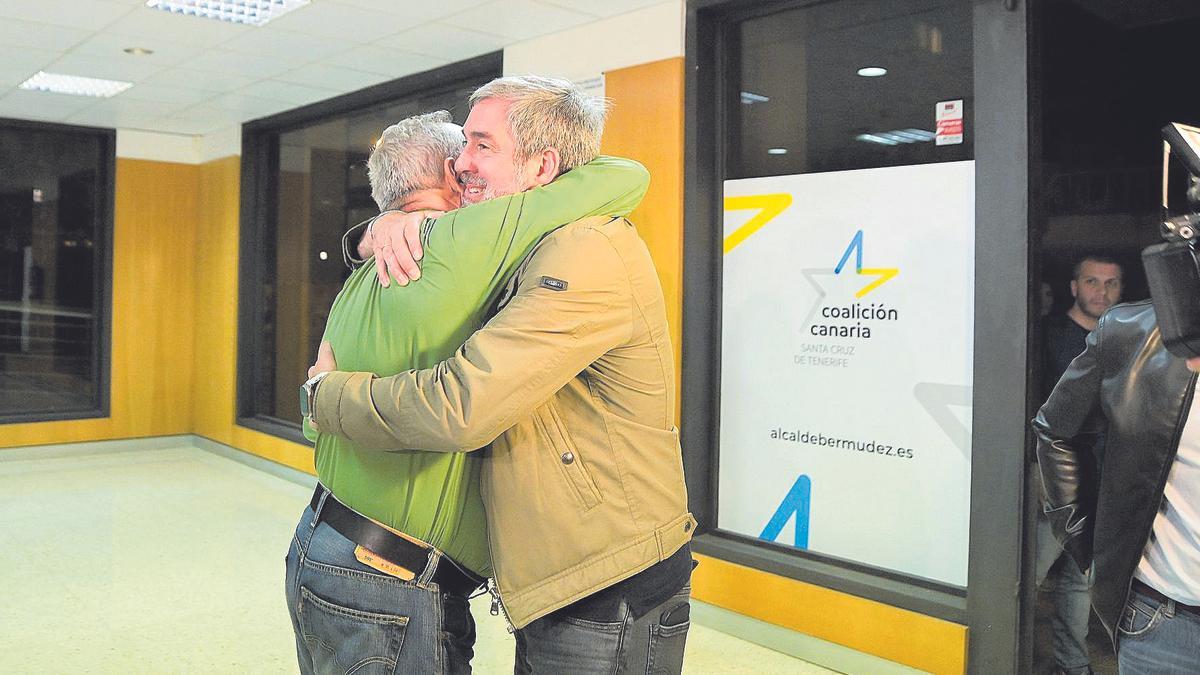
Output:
[
  {"xmin": 0, "ymin": 118, "xmax": 114, "ymax": 425},
  {"xmin": 683, "ymin": 0, "xmax": 1031, "ymax": 667},
  {"xmin": 236, "ymin": 52, "xmax": 503, "ymax": 444}
]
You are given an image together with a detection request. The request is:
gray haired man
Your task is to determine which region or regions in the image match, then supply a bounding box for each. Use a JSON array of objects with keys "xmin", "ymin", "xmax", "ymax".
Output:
[{"xmin": 310, "ymin": 76, "xmax": 695, "ymax": 674}]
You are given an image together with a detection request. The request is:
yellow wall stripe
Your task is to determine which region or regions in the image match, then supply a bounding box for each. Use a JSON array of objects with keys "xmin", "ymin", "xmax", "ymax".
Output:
[{"xmin": 691, "ymin": 553, "xmax": 967, "ymax": 674}]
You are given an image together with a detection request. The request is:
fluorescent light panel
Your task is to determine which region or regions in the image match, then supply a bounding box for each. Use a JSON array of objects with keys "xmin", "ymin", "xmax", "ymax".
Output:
[
  {"xmin": 740, "ymin": 91, "xmax": 770, "ymax": 104},
  {"xmin": 145, "ymin": 0, "xmax": 310, "ymax": 26},
  {"xmin": 19, "ymin": 71, "xmax": 132, "ymax": 98},
  {"xmin": 855, "ymin": 128, "xmax": 936, "ymax": 146}
]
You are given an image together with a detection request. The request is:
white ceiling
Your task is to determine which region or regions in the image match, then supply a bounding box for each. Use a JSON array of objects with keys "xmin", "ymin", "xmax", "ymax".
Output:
[{"xmin": 0, "ymin": 0, "xmax": 663, "ymax": 136}]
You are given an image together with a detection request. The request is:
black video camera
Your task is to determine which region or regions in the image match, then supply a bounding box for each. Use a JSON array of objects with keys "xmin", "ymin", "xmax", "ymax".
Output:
[{"xmin": 1142, "ymin": 122, "xmax": 1200, "ymax": 358}]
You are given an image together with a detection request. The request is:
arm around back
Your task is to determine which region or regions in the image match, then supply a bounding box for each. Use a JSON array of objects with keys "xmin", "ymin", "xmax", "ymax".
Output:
[{"xmin": 312, "ymin": 223, "xmax": 634, "ymax": 450}]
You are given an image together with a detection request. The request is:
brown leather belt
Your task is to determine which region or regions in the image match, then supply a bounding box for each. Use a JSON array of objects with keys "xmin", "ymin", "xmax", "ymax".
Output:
[
  {"xmin": 310, "ymin": 485, "xmax": 484, "ymax": 597},
  {"xmin": 1131, "ymin": 578, "xmax": 1200, "ymax": 617}
]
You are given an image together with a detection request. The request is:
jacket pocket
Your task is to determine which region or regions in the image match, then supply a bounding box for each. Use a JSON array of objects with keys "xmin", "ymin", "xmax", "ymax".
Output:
[{"xmin": 534, "ymin": 403, "xmax": 602, "ymax": 510}]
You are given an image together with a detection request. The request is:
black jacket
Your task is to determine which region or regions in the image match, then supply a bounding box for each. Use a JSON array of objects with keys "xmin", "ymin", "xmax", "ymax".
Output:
[{"xmin": 1032, "ymin": 301, "xmax": 1195, "ymax": 644}]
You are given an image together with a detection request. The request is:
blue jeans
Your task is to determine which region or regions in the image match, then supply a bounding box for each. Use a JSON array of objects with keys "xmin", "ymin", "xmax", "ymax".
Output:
[
  {"xmin": 514, "ymin": 584, "xmax": 691, "ymax": 674},
  {"xmin": 1035, "ymin": 512, "xmax": 1092, "ymax": 674},
  {"xmin": 1117, "ymin": 584, "xmax": 1200, "ymax": 674},
  {"xmin": 284, "ymin": 502, "xmax": 475, "ymax": 674}
]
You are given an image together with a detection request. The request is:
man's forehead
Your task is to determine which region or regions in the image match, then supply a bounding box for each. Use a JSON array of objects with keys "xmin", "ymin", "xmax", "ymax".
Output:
[
  {"xmin": 464, "ymin": 98, "xmax": 511, "ymax": 132},
  {"xmin": 1079, "ymin": 261, "xmax": 1122, "ymax": 278}
]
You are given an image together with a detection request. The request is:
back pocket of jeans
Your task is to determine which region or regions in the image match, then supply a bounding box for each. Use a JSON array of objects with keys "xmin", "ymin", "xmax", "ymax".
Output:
[
  {"xmin": 299, "ymin": 586, "xmax": 409, "ymax": 674},
  {"xmin": 645, "ymin": 600, "xmax": 691, "ymax": 675}
]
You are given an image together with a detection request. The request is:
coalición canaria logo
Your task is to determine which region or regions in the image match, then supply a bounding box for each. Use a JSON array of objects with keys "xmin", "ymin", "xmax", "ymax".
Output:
[{"xmin": 809, "ymin": 230, "xmax": 900, "ymax": 339}]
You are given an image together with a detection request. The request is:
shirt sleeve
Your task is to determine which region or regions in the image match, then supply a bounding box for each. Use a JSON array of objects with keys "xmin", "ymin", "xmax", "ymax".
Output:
[{"xmin": 312, "ymin": 226, "xmax": 633, "ymax": 451}]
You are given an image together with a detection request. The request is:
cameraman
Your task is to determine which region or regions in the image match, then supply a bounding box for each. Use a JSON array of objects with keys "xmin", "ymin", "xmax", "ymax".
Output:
[{"xmin": 1032, "ymin": 299, "xmax": 1200, "ymax": 673}]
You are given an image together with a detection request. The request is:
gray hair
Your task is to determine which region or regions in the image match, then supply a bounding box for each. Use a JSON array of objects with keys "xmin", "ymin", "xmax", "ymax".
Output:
[
  {"xmin": 367, "ymin": 110, "xmax": 463, "ymax": 211},
  {"xmin": 469, "ymin": 75, "xmax": 609, "ymax": 174}
]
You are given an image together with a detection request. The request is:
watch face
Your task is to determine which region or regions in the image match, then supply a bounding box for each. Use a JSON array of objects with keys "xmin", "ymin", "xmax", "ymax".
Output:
[{"xmin": 299, "ymin": 384, "xmax": 311, "ymax": 419}]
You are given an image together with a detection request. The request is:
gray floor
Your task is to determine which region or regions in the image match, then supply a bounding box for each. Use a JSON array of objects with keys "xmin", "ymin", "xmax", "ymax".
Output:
[{"xmin": 0, "ymin": 443, "xmax": 830, "ymax": 674}]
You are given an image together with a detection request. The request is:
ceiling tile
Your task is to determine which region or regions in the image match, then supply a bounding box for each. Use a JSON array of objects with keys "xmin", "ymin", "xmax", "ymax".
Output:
[
  {"xmin": 46, "ymin": 53, "xmax": 166, "ymax": 83},
  {"xmin": 119, "ymin": 82, "xmax": 215, "ymax": 106},
  {"xmin": 139, "ymin": 68, "xmax": 258, "ymax": 94},
  {"xmin": 219, "ymin": 27, "xmax": 356, "ymax": 62},
  {"xmin": 65, "ymin": 107, "xmax": 160, "ymax": 131},
  {"xmin": 0, "ymin": 89, "xmax": 100, "ymax": 122},
  {"xmin": 335, "ymin": 0, "xmax": 490, "ymax": 20},
  {"xmin": 243, "ymin": 79, "xmax": 340, "ymax": 106},
  {"xmin": 274, "ymin": 64, "xmax": 390, "ymax": 92},
  {"xmin": 0, "ymin": 46, "xmax": 63, "ymax": 81},
  {"xmin": 443, "ymin": 0, "xmax": 593, "ymax": 41},
  {"xmin": 163, "ymin": 104, "xmax": 247, "ymax": 133},
  {"xmin": 0, "ymin": 1, "xmax": 134, "ymax": 31},
  {"xmin": 106, "ymin": 6, "xmax": 251, "ymax": 48},
  {"xmin": 382, "ymin": 24, "xmax": 507, "ymax": 61},
  {"xmin": 185, "ymin": 50, "xmax": 295, "ymax": 80},
  {"xmin": 0, "ymin": 19, "xmax": 92, "ymax": 52},
  {"xmin": 67, "ymin": 32, "xmax": 204, "ymax": 68},
  {"xmin": 538, "ymin": 0, "xmax": 666, "ymax": 19},
  {"xmin": 321, "ymin": 45, "xmax": 447, "ymax": 78},
  {"xmin": 266, "ymin": 2, "xmax": 419, "ymax": 42},
  {"xmin": 86, "ymin": 96, "xmax": 190, "ymax": 118},
  {"xmin": 207, "ymin": 92, "xmax": 294, "ymax": 117}
]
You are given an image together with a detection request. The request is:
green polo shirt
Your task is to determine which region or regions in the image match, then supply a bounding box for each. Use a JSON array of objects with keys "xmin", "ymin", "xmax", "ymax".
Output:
[{"xmin": 308, "ymin": 156, "xmax": 649, "ymax": 576}]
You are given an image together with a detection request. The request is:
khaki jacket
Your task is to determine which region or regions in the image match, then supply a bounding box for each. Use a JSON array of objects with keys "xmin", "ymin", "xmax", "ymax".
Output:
[{"xmin": 313, "ymin": 215, "xmax": 694, "ymax": 628}]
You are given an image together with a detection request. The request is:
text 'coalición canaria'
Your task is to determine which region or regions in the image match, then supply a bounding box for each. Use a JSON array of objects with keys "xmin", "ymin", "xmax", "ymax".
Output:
[{"xmin": 808, "ymin": 302, "xmax": 899, "ymax": 339}]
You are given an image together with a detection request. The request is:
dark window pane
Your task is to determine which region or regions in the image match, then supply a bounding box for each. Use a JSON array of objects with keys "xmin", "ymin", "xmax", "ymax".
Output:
[
  {"xmin": 247, "ymin": 73, "xmax": 495, "ymax": 428},
  {"xmin": 0, "ymin": 122, "xmax": 108, "ymax": 419},
  {"xmin": 728, "ymin": 0, "xmax": 973, "ymax": 180},
  {"xmin": 716, "ymin": 0, "xmax": 974, "ymax": 586}
]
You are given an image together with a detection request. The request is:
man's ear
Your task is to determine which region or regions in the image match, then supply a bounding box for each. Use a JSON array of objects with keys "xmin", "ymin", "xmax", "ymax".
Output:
[
  {"xmin": 529, "ymin": 148, "xmax": 561, "ymax": 187},
  {"xmin": 444, "ymin": 157, "xmax": 463, "ymax": 198},
  {"xmin": 1069, "ymin": 279, "xmax": 1079, "ymax": 299}
]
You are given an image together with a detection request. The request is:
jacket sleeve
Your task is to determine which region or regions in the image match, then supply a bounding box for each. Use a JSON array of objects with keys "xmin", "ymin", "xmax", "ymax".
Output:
[
  {"xmin": 341, "ymin": 220, "xmax": 369, "ymax": 269},
  {"xmin": 312, "ymin": 226, "xmax": 633, "ymax": 451},
  {"xmin": 1031, "ymin": 316, "xmax": 1106, "ymax": 572}
]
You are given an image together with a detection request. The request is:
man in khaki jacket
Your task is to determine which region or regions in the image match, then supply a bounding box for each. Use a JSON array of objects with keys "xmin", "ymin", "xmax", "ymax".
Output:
[{"xmin": 308, "ymin": 76, "xmax": 695, "ymax": 674}]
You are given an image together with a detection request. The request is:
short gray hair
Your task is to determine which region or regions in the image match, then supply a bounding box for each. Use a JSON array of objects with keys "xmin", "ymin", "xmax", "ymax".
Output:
[
  {"xmin": 367, "ymin": 110, "xmax": 463, "ymax": 211},
  {"xmin": 469, "ymin": 75, "xmax": 609, "ymax": 174}
]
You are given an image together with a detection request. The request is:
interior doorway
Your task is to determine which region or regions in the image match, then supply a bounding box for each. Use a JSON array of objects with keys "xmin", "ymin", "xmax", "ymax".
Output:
[{"xmin": 1028, "ymin": 2, "xmax": 1200, "ymax": 673}]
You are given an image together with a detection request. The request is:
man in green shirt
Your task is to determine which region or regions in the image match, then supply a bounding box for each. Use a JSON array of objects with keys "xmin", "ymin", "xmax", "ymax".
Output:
[{"xmin": 284, "ymin": 110, "xmax": 647, "ymax": 675}]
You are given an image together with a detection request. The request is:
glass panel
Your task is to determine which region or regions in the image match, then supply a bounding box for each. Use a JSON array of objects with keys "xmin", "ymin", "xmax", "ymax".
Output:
[
  {"xmin": 251, "ymin": 79, "xmax": 489, "ymax": 426},
  {"xmin": 717, "ymin": 0, "xmax": 974, "ymax": 587},
  {"xmin": 0, "ymin": 123, "xmax": 106, "ymax": 418},
  {"xmin": 729, "ymin": 0, "xmax": 973, "ymax": 179}
]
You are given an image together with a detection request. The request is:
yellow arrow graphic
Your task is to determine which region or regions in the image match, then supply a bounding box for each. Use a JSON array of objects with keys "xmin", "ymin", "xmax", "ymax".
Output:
[
  {"xmin": 723, "ymin": 194, "xmax": 793, "ymax": 254},
  {"xmin": 855, "ymin": 267, "xmax": 899, "ymax": 298}
]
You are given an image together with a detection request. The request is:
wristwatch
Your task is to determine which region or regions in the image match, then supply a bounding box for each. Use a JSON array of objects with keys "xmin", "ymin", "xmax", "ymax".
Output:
[{"xmin": 299, "ymin": 371, "xmax": 330, "ymax": 421}]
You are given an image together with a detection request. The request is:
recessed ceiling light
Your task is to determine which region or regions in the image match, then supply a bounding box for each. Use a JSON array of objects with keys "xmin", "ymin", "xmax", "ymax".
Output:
[
  {"xmin": 124, "ymin": 47, "xmax": 154, "ymax": 56},
  {"xmin": 767, "ymin": 148, "xmax": 788, "ymax": 155},
  {"xmin": 19, "ymin": 71, "xmax": 132, "ymax": 98},
  {"xmin": 145, "ymin": 0, "xmax": 310, "ymax": 26},
  {"xmin": 857, "ymin": 67, "xmax": 888, "ymax": 77}
]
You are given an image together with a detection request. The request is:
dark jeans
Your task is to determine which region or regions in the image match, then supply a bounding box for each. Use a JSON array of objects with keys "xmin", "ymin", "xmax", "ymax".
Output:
[
  {"xmin": 284, "ymin": 503, "xmax": 476, "ymax": 674},
  {"xmin": 1117, "ymin": 583, "xmax": 1200, "ymax": 674},
  {"xmin": 514, "ymin": 584, "xmax": 691, "ymax": 675}
]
